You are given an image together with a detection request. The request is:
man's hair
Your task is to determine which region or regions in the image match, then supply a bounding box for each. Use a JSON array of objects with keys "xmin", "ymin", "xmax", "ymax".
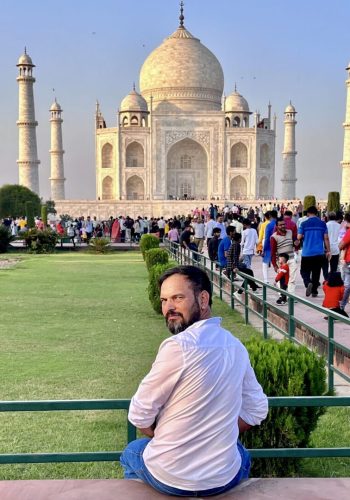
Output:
[
  {"xmin": 264, "ymin": 211, "xmax": 271, "ymax": 219},
  {"xmin": 243, "ymin": 218, "xmax": 251, "ymax": 226},
  {"xmin": 306, "ymin": 205, "xmax": 318, "ymax": 215},
  {"xmin": 212, "ymin": 227, "xmax": 221, "ymax": 234},
  {"xmin": 328, "ymin": 211, "xmax": 336, "ymax": 221},
  {"xmin": 284, "ymin": 210, "xmax": 293, "ymax": 217},
  {"xmin": 158, "ymin": 266, "xmax": 212, "ymax": 306},
  {"xmin": 233, "ymin": 233, "xmax": 241, "ymax": 242},
  {"xmin": 344, "ymin": 212, "xmax": 350, "ymax": 223},
  {"xmin": 276, "ymin": 216, "xmax": 285, "ymax": 224},
  {"xmin": 270, "ymin": 210, "xmax": 278, "ymax": 219},
  {"xmin": 278, "ymin": 253, "xmax": 289, "ymax": 262},
  {"xmin": 226, "ymin": 226, "xmax": 235, "ymax": 235},
  {"xmin": 327, "ymin": 271, "xmax": 344, "ymax": 287}
]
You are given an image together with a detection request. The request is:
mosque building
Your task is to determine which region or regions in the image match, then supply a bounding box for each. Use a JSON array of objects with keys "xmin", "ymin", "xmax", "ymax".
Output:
[{"xmin": 94, "ymin": 5, "xmax": 276, "ymax": 206}]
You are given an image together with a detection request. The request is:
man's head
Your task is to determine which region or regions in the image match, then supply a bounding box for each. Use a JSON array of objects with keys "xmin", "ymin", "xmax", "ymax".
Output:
[
  {"xmin": 270, "ymin": 210, "xmax": 278, "ymax": 219},
  {"xmin": 306, "ymin": 206, "xmax": 318, "ymax": 216},
  {"xmin": 344, "ymin": 212, "xmax": 350, "ymax": 228},
  {"xmin": 276, "ymin": 217, "xmax": 287, "ymax": 234},
  {"xmin": 328, "ymin": 211, "xmax": 336, "ymax": 221},
  {"xmin": 158, "ymin": 266, "xmax": 212, "ymax": 335},
  {"xmin": 242, "ymin": 218, "xmax": 251, "ymax": 228},
  {"xmin": 284, "ymin": 210, "xmax": 293, "ymax": 217},
  {"xmin": 212, "ymin": 227, "xmax": 221, "ymax": 238},
  {"xmin": 226, "ymin": 226, "xmax": 235, "ymax": 237},
  {"xmin": 216, "ymin": 214, "xmax": 223, "ymax": 223}
]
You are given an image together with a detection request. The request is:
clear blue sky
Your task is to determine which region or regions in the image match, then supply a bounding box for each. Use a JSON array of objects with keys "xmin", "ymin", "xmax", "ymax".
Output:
[{"xmin": 0, "ymin": 0, "xmax": 349, "ymax": 201}]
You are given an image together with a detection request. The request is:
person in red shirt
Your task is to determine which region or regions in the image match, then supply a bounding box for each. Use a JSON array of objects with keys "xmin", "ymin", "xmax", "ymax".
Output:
[
  {"xmin": 322, "ymin": 272, "xmax": 349, "ymax": 319},
  {"xmin": 274, "ymin": 253, "xmax": 289, "ymax": 305},
  {"xmin": 339, "ymin": 213, "xmax": 350, "ymax": 312}
]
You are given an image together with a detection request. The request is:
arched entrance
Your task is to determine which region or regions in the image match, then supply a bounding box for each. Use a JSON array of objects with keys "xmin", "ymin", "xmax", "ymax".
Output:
[
  {"xmin": 126, "ymin": 142, "xmax": 144, "ymax": 168},
  {"xmin": 167, "ymin": 138, "xmax": 207, "ymax": 199},
  {"xmin": 230, "ymin": 175, "xmax": 247, "ymax": 199},
  {"xmin": 102, "ymin": 176, "xmax": 113, "ymax": 200},
  {"xmin": 259, "ymin": 176, "xmax": 269, "ymax": 197},
  {"xmin": 126, "ymin": 175, "xmax": 144, "ymax": 200}
]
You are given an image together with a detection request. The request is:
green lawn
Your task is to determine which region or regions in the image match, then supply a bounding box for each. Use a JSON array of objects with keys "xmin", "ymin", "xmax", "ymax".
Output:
[{"xmin": 0, "ymin": 252, "xmax": 348, "ymax": 479}]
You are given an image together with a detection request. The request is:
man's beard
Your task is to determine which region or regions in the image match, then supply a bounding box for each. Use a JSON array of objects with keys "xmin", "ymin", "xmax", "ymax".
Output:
[{"xmin": 165, "ymin": 302, "xmax": 201, "ymax": 335}]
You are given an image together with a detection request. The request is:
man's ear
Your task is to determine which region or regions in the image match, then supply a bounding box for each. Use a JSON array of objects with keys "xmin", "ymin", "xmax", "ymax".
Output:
[{"xmin": 200, "ymin": 290, "xmax": 210, "ymax": 309}]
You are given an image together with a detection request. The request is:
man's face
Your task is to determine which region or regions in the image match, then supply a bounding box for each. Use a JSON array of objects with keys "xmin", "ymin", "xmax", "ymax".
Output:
[
  {"xmin": 217, "ymin": 216, "xmax": 223, "ymax": 223},
  {"xmin": 160, "ymin": 274, "xmax": 202, "ymax": 335},
  {"xmin": 277, "ymin": 221, "xmax": 286, "ymax": 234}
]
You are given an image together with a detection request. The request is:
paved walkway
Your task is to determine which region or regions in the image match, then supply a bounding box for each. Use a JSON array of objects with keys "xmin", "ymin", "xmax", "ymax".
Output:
[{"xmin": 0, "ymin": 478, "xmax": 349, "ymax": 499}]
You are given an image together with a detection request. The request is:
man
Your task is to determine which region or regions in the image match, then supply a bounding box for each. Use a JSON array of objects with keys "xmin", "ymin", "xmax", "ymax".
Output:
[
  {"xmin": 230, "ymin": 213, "xmax": 243, "ymax": 234},
  {"xmin": 218, "ymin": 225, "xmax": 235, "ymax": 270},
  {"xmin": 214, "ymin": 214, "xmax": 226, "ymax": 239},
  {"xmin": 121, "ymin": 266, "xmax": 268, "ymax": 496},
  {"xmin": 283, "ymin": 210, "xmax": 298, "ymax": 241},
  {"xmin": 297, "ymin": 206, "xmax": 330, "ymax": 297},
  {"xmin": 158, "ymin": 217, "xmax": 165, "ymax": 241},
  {"xmin": 83, "ymin": 215, "xmax": 93, "ymax": 242},
  {"xmin": 208, "ymin": 227, "xmax": 221, "ymax": 263},
  {"xmin": 204, "ymin": 214, "xmax": 217, "ymax": 248},
  {"xmin": 262, "ymin": 210, "xmax": 278, "ymax": 283},
  {"xmin": 192, "ymin": 217, "xmax": 205, "ymax": 253},
  {"xmin": 339, "ymin": 213, "xmax": 350, "ymax": 312},
  {"xmin": 271, "ymin": 217, "xmax": 298, "ymax": 297},
  {"xmin": 227, "ymin": 233, "xmax": 261, "ymax": 293},
  {"xmin": 241, "ymin": 218, "xmax": 258, "ymax": 269},
  {"xmin": 325, "ymin": 212, "xmax": 341, "ymax": 277},
  {"xmin": 179, "ymin": 222, "xmax": 193, "ymax": 250}
]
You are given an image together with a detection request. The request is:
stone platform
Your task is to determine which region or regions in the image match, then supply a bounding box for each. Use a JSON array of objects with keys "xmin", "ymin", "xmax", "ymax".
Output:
[{"xmin": 0, "ymin": 478, "xmax": 349, "ymax": 499}]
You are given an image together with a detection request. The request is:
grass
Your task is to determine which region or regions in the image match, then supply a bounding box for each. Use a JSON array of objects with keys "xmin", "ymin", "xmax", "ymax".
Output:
[{"xmin": 0, "ymin": 251, "xmax": 348, "ymax": 479}]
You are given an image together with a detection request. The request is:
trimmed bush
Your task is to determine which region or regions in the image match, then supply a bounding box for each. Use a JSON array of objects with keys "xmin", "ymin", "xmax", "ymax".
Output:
[
  {"xmin": 23, "ymin": 228, "xmax": 58, "ymax": 253},
  {"xmin": 145, "ymin": 248, "xmax": 169, "ymax": 271},
  {"xmin": 25, "ymin": 201, "xmax": 35, "ymax": 229},
  {"xmin": 327, "ymin": 191, "xmax": 340, "ymax": 214},
  {"xmin": 140, "ymin": 233, "xmax": 159, "ymax": 259},
  {"xmin": 41, "ymin": 205, "xmax": 48, "ymax": 227},
  {"xmin": 0, "ymin": 225, "xmax": 15, "ymax": 253},
  {"xmin": 241, "ymin": 338, "xmax": 327, "ymax": 477},
  {"xmin": 148, "ymin": 262, "xmax": 175, "ymax": 313},
  {"xmin": 89, "ymin": 237, "xmax": 111, "ymax": 254},
  {"xmin": 303, "ymin": 195, "xmax": 316, "ymax": 212},
  {"xmin": 0, "ymin": 184, "xmax": 41, "ymax": 219}
]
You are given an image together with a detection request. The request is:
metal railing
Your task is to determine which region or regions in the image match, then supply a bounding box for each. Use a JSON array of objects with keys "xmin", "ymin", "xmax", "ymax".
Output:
[
  {"xmin": 0, "ymin": 397, "xmax": 349, "ymax": 464},
  {"xmin": 164, "ymin": 240, "xmax": 350, "ymax": 392}
]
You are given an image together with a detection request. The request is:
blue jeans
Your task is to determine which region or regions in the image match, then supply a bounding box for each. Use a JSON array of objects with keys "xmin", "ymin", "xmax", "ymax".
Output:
[
  {"xmin": 242, "ymin": 254, "xmax": 253, "ymax": 269},
  {"xmin": 120, "ymin": 437, "xmax": 251, "ymax": 497}
]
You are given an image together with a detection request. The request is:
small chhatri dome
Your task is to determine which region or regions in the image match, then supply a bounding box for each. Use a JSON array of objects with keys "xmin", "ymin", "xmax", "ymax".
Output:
[
  {"xmin": 50, "ymin": 99, "xmax": 61, "ymax": 111},
  {"xmin": 120, "ymin": 88, "xmax": 148, "ymax": 112},
  {"xmin": 17, "ymin": 48, "xmax": 34, "ymax": 66},
  {"xmin": 285, "ymin": 102, "xmax": 296, "ymax": 113},
  {"xmin": 225, "ymin": 90, "xmax": 250, "ymax": 112}
]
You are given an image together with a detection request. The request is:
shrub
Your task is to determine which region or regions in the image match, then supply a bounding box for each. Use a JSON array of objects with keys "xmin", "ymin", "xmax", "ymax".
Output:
[
  {"xmin": 23, "ymin": 228, "xmax": 58, "ymax": 253},
  {"xmin": 303, "ymin": 195, "xmax": 316, "ymax": 212},
  {"xmin": 25, "ymin": 201, "xmax": 35, "ymax": 229},
  {"xmin": 41, "ymin": 205, "xmax": 48, "ymax": 227},
  {"xmin": 327, "ymin": 191, "xmax": 340, "ymax": 214},
  {"xmin": 241, "ymin": 338, "xmax": 327, "ymax": 477},
  {"xmin": 140, "ymin": 234, "xmax": 159, "ymax": 259},
  {"xmin": 148, "ymin": 262, "xmax": 175, "ymax": 313},
  {"xmin": 0, "ymin": 184, "xmax": 41, "ymax": 219},
  {"xmin": 89, "ymin": 237, "xmax": 111, "ymax": 254},
  {"xmin": 0, "ymin": 225, "xmax": 15, "ymax": 253},
  {"xmin": 145, "ymin": 248, "xmax": 169, "ymax": 271}
]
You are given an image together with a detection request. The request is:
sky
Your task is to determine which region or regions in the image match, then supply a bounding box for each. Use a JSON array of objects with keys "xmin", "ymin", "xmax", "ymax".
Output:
[{"xmin": 0, "ymin": 0, "xmax": 349, "ymax": 201}]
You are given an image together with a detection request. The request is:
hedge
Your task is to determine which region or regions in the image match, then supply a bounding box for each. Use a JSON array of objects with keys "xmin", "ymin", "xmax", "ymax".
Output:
[
  {"xmin": 241, "ymin": 338, "xmax": 327, "ymax": 477},
  {"xmin": 145, "ymin": 248, "xmax": 169, "ymax": 271},
  {"xmin": 327, "ymin": 191, "xmax": 340, "ymax": 214},
  {"xmin": 140, "ymin": 234, "xmax": 159, "ymax": 259},
  {"xmin": 148, "ymin": 262, "xmax": 175, "ymax": 314},
  {"xmin": 303, "ymin": 195, "xmax": 316, "ymax": 212}
]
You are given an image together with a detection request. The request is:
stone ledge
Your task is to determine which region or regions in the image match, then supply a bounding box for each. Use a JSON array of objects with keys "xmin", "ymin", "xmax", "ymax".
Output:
[{"xmin": 0, "ymin": 478, "xmax": 349, "ymax": 499}]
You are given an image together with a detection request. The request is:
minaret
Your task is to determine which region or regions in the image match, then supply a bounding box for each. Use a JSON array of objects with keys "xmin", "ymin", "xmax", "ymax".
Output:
[
  {"xmin": 341, "ymin": 62, "xmax": 350, "ymax": 204},
  {"xmin": 16, "ymin": 49, "xmax": 40, "ymax": 194},
  {"xmin": 49, "ymin": 99, "xmax": 65, "ymax": 200},
  {"xmin": 281, "ymin": 102, "xmax": 297, "ymax": 199}
]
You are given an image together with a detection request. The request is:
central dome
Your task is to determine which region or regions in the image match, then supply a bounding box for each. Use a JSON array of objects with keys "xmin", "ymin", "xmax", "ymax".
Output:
[{"xmin": 139, "ymin": 25, "xmax": 224, "ymax": 112}]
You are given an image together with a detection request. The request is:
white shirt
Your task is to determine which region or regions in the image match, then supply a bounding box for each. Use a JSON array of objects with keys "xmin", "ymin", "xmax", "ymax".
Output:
[
  {"xmin": 193, "ymin": 222, "xmax": 205, "ymax": 238},
  {"xmin": 128, "ymin": 317, "xmax": 268, "ymax": 491},
  {"xmin": 204, "ymin": 219, "xmax": 216, "ymax": 238},
  {"xmin": 326, "ymin": 220, "xmax": 340, "ymax": 255},
  {"xmin": 241, "ymin": 228, "xmax": 258, "ymax": 255},
  {"xmin": 230, "ymin": 220, "xmax": 243, "ymax": 234}
]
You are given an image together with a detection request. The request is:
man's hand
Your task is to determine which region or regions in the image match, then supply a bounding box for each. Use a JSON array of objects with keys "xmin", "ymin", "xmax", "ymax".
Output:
[
  {"xmin": 238, "ymin": 417, "xmax": 252, "ymax": 433},
  {"xmin": 138, "ymin": 423, "xmax": 156, "ymax": 438},
  {"xmin": 273, "ymin": 265, "xmax": 278, "ymax": 273}
]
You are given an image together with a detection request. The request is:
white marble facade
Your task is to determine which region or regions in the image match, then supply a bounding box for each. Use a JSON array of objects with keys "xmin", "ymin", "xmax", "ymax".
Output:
[{"xmin": 95, "ymin": 15, "xmax": 276, "ymax": 204}]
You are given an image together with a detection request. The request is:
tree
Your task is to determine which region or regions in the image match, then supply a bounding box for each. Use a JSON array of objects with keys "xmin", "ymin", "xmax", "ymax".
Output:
[
  {"xmin": 327, "ymin": 192, "xmax": 340, "ymax": 213},
  {"xmin": 0, "ymin": 184, "xmax": 41, "ymax": 219},
  {"xmin": 303, "ymin": 195, "xmax": 316, "ymax": 212}
]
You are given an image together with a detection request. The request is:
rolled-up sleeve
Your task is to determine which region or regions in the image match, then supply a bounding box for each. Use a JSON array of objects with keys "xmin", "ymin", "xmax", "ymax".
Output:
[
  {"xmin": 128, "ymin": 339, "xmax": 184, "ymax": 428},
  {"xmin": 239, "ymin": 361, "xmax": 268, "ymax": 426}
]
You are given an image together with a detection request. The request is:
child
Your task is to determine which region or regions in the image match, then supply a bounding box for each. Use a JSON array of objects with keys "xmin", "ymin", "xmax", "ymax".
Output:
[
  {"xmin": 274, "ymin": 253, "xmax": 289, "ymax": 305},
  {"xmin": 322, "ymin": 272, "xmax": 349, "ymax": 319}
]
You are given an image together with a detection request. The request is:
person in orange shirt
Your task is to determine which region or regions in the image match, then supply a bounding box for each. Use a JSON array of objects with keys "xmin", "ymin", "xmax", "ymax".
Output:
[
  {"xmin": 322, "ymin": 272, "xmax": 349, "ymax": 319},
  {"xmin": 274, "ymin": 253, "xmax": 289, "ymax": 305}
]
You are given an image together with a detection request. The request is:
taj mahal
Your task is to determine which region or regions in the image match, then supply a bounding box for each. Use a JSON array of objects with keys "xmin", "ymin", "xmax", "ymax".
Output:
[{"xmin": 15, "ymin": 4, "xmax": 350, "ymax": 217}]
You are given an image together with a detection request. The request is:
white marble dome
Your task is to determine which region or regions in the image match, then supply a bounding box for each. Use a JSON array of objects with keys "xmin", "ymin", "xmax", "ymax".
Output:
[
  {"xmin": 17, "ymin": 52, "xmax": 34, "ymax": 66},
  {"xmin": 50, "ymin": 100, "xmax": 61, "ymax": 111},
  {"xmin": 225, "ymin": 91, "xmax": 249, "ymax": 112},
  {"xmin": 139, "ymin": 26, "xmax": 224, "ymax": 111},
  {"xmin": 120, "ymin": 89, "xmax": 148, "ymax": 112},
  {"xmin": 285, "ymin": 102, "xmax": 296, "ymax": 113}
]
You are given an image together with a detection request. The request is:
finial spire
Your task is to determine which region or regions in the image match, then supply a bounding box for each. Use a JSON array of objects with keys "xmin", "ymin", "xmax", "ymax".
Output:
[
  {"xmin": 234, "ymin": 82, "xmax": 237, "ymax": 92},
  {"xmin": 133, "ymin": 82, "xmax": 136, "ymax": 91},
  {"xmin": 179, "ymin": 1, "xmax": 185, "ymax": 28},
  {"xmin": 24, "ymin": 46, "xmax": 27, "ymax": 54}
]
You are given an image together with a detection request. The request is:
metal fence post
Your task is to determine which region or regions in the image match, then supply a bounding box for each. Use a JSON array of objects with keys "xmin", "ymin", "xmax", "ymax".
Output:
[
  {"xmin": 263, "ymin": 284, "xmax": 268, "ymax": 339},
  {"xmin": 328, "ymin": 316, "xmax": 334, "ymax": 392},
  {"xmin": 219, "ymin": 267, "xmax": 223, "ymax": 300},
  {"xmin": 230, "ymin": 274, "xmax": 234, "ymax": 309},
  {"xmin": 288, "ymin": 296, "xmax": 295, "ymax": 339},
  {"xmin": 244, "ymin": 278, "xmax": 249, "ymax": 324}
]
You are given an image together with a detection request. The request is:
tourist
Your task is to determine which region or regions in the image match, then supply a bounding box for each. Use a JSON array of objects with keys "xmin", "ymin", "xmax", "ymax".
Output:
[
  {"xmin": 297, "ymin": 206, "xmax": 330, "ymax": 298},
  {"xmin": 262, "ymin": 210, "xmax": 278, "ymax": 283},
  {"xmin": 274, "ymin": 253, "xmax": 290, "ymax": 305},
  {"xmin": 324, "ymin": 212, "xmax": 341, "ymax": 277},
  {"xmin": 230, "ymin": 213, "xmax": 243, "ymax": 234},
  {"xmin": 218, "ymin": 226, "xmax": 236, "ymax": 271},
  {"xmin": 227, "ymin": 233, "xmax": 261, "ymax": 293},
  {"xmin": 192, "ymin": 217, "xmax": 205, "ymax": 253},
  {"xmin": 214, "ymin": 214, "xmax": 226, "ymax": 239},
  {"xmin": 241, "ymin": 219, "xmax": 258, "ymax": 269},
  {"xmin": 120, "ymin": 266, "xmax": 268, "ymax": 496},
  {"xmin": 204, "ymin": 214, "xmax": 217, "ymax": 248},
  {"xmin": 270, "ymin": 217, "xmax": 298, "ymax": 295},
  {"xmin": 322, "ymin": 271, "xmax": 349, "ymax": 319},
  {"xmin": 158, "ymin": 217, "xmax": 165, "ymax": 241},
  {"xmin": 338, "ymin": 213, "xmax": 350, "ymax": 312},
  {"xmin": 84, "ymin": 216, "xmax": 94, "ymax": 242},
  {"xmin": 179, "ymin": 223, "xmax": 193, "ymax": 251}
]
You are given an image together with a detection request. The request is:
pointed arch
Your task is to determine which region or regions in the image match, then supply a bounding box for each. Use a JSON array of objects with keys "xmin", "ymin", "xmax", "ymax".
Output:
[
  {"xmin": 259, "ymin": 176, "xmax": 269, "ymax": 197},
  {"xmin": 102, "ymin": 175, "xmax": 113, "ymax": 200},
  {"xmin": 130, "ymin": 115, "xmax": 139, "ymax": 126},
  {"xmin": 230, "ymin": 175, "xmax": 247, "ymax": 199},
  {"xmin": 122, "ymin": 116, "xmax": 128, "ymax": 127},
  {"xmin": 126, "ymin": 141, "xmax": 144, "ymax": 168},
  {"xmin": 260, "ymin": 143, "xmax": 269, "ymax": 168},
  {"xmin": 126, "ymin": 175, "xmax": 144, "ymax": 200},
  {"xmin": 225, "ymin": 117, "xmax": 230, "ymax": 128},
  {"xmin": 231, "ymin": 142, "xmax": 248, "ymax": 169},
  {"xmin": 101, "ymin": 143, "xmax": 113, "ymax": 168}
]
